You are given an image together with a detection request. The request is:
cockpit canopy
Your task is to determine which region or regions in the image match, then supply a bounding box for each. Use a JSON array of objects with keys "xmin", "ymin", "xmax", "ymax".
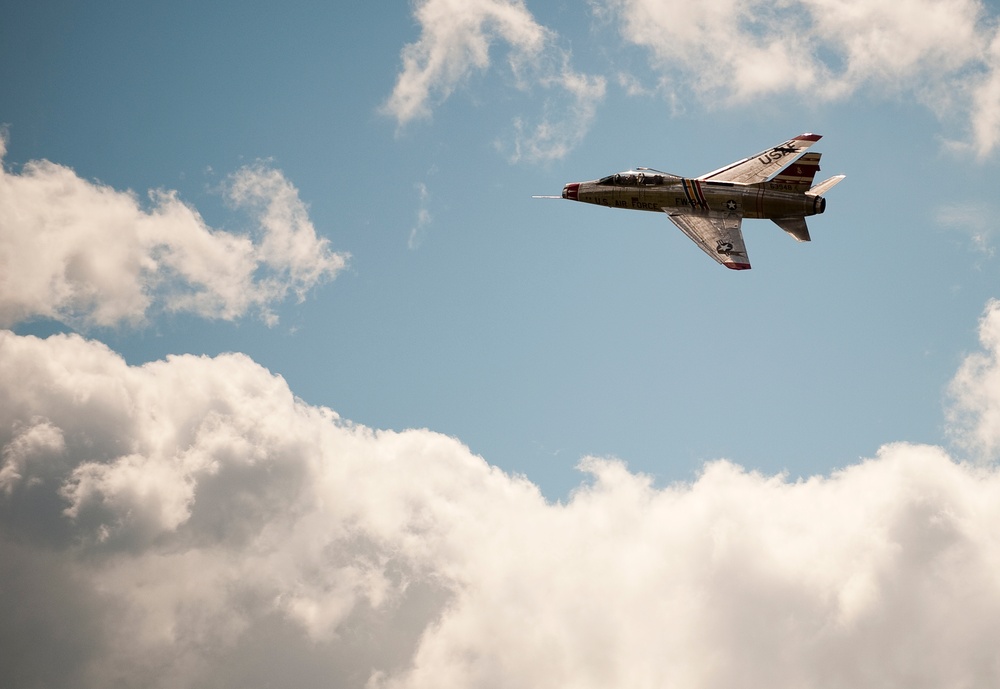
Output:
[{"xmin": 596, "ymin": 169, "xmax": 679, "ymax": 187}]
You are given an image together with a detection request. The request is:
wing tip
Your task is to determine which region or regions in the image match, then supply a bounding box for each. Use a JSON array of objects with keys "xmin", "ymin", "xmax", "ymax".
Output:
[
  {"xmin": 724, "ymin": 262, "xmax": 752, "ymax": 270},
  {"xmin": 794, "ymin": 132, "xmax": 822, "ymax": 142}
]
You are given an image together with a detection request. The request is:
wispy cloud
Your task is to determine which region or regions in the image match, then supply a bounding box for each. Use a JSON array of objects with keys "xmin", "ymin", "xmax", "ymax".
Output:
[
  {"xmin": 935, "ymin": 201, "xmax": 998, "ymax": 258},
  {"xmin": 503, "ymin": 62, "xmax": 607, "ymax": 164},
  {"xmin": 3, "ymin": 300, "xmax": 1000, "ymax": 687},
  {"xmin": 382, "ymin": 0, "xmax": 606, "ymax": 162},
  {"xmin": 0, "ymin": 135, "xmax": 347, "ymax": 329},
  {"xmin": 382, "ymin": 0, "xmax": 549, "ymax": 126},
  {"xmin": 409, "ymin": 182, "xmax": 432, "ymax": 250}
]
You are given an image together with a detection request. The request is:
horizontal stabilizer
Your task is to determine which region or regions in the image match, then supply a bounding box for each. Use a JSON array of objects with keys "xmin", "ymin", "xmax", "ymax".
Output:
[
  {"xmin": 807, "ymin": 175, "xmax": 846, "ymax": 196},
  {"xmin": 772, "ymin": 217, "xmax": 811, "ymax": 242}
]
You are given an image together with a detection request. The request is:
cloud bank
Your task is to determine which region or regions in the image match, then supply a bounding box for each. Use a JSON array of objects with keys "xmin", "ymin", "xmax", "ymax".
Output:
[
  {"xmin": 4, "ymin": 299, "xmax": 1000, "ymax": 687},
  {"xmin": 0, "ymin": 135, "xmax": 347, "ymax": 328}
]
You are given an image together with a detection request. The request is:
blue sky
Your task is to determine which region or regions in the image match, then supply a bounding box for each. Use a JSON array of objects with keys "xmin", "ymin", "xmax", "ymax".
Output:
[
  {"xmin": 5, "ymin": 0, "xmax": 1000, "ymax": 497},
  {"xmin": 4, "ymin": 1, "xmax": 1000, "ymax": 687}
]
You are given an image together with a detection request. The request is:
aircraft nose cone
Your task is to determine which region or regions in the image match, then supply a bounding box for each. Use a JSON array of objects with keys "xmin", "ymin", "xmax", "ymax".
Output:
[{"xmin": 562, "ymin": 182, "xmax": 580, "ymax": 200}]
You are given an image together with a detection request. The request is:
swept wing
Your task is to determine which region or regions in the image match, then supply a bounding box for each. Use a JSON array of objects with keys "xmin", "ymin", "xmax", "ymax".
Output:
[
  {"xmin": 664, "ymin": 210, "xmax": 750, "ymax": 270},
  {"xmin": 698, "ymin": 133, "xmax": 822, "ymax": 184}
]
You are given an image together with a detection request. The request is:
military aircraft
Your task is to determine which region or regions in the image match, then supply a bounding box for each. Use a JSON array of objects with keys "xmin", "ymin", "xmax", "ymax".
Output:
[{"xmin": 536, "ymin": 133, "xmax": 844, "ymax": 270}]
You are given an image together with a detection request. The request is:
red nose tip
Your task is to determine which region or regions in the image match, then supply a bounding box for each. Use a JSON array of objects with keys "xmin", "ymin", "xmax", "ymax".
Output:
[{"xmin": 562, "ymin": 183, "xmax": 580, "ymax": 200}]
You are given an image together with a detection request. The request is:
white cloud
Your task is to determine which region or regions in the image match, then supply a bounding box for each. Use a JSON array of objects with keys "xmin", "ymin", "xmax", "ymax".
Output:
[
  {"xmin": 935, "ymin": 202, "xmax": 997, "ymax": 257},
  {"xmin": 4, "ymin": 323, "xmax": 1000, "ymax": 688},
  {"xmin": 603, "ymin": 0, "xmax": 827, "ymax": 102},
  {"xmin": 505, "ymin": 63, "xmax": 607, "ymax": 164},
  {"xmin": 948, "ymin": 299, "xmax": 1000, "ymax": 459},
  {"xmin": 384, "ymin": 0, "xmax": 1000, "ymax": 158},
  {"xmin": 0, "ymin": 135, "xmax": 347, "ymax": 329},
  {"xmin": 408, "ymin": 182, "xmax": 431, "ymax": 250},
  {"xmin": 967, "ymin": 28, "xmax": 1000, "ymax": 154},
  {"xmin": 600, "ymin": 0, "xmax": 1000, "ymax": 155},
  {"xmin": 0, "ymin": 418, "xmax": 65, "ymax": 495},
  {"xmin": 383, "ymin": 0, "xmax": 606, "ymax": 162},
  {"xmin": 382, "ymin": 0, "xmax": 549, "ymax": 125}
]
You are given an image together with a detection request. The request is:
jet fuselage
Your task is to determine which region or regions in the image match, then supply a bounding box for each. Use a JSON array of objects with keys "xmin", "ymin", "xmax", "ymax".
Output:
[
  {"xmin": 562, "ymin": 175, "xmax": 826, "ymax": 220},
  {"xmin": 538, "ymin": 133, "xmax": 844, "ymax": 269}
]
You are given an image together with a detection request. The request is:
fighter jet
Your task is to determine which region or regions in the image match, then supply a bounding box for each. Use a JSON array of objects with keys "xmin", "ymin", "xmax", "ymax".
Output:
[{"xmin": 536, "ymin": 133, "xmax": 844, "ymax": 270}]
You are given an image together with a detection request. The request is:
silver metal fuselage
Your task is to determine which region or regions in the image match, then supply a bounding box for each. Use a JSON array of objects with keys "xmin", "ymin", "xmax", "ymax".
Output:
[
  {"xmin": 540, "ymin": 133, "xmax": 844, "ymax": 270},
  {"xmin": 562, "ymin": 175, "xmax": 826, "ymax": 219}
]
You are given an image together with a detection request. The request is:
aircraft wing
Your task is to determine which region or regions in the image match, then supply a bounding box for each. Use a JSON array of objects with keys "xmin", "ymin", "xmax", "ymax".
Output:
[
  {"xmin": 664, "ymin": 210, "xmax": 751, "ymax": 270},
  {"xmin": 698, "ymin": 133, "xmax": 822, "ymax": 184}
]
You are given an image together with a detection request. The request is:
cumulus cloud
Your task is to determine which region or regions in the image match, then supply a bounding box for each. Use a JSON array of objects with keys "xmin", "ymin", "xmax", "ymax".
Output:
[
  {"xmin": 382, "ymin": 0, "xmax": 606, "ymax": 162},
  {"xmin": 0, "ymin": 135, "xmax": 347, "ymax": 329},
  {"xmin": 600, "ymin": 0, "xmax": 1000, "ymax": 155},
  {"xmin": 948, "ymin": 299, "xmax": 1000, "ymax": 459},
  {"xmin": 600, "ymin": 0, "xmax": 828, "ymax": 101},
  {"xmin": 4, "ymin": 322, "xmax": 1000, "ymax": 688}
]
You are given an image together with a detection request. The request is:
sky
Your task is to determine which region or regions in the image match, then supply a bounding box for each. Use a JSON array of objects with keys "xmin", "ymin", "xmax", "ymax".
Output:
[{"xmin": 3, "ymin": 0, "xmax": 1000, "ymax": 686}]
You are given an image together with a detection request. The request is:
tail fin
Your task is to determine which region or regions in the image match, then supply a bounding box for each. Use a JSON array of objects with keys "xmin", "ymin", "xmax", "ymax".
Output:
[{"xmin": 769, "ymin": 152, "xmax": 822, "ymax": 192}]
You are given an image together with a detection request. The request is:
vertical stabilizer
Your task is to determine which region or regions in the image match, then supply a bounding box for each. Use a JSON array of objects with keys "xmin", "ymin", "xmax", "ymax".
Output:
[{"xmin": 769, "ymin": 152, "xmax": 821, "ymax": 192}]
